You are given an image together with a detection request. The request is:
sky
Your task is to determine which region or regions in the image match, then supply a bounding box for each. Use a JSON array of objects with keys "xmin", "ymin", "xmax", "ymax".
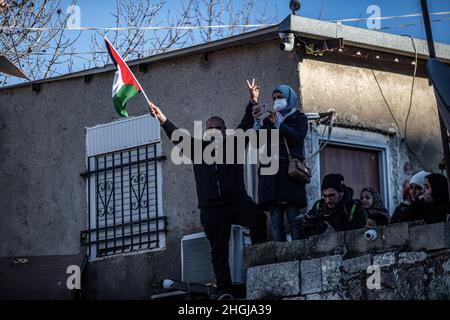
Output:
[
  {"xmin": 66, "ymin": 0, "xmax": 450, "ymax": 43},
  {"xmin": 4, "ymin": 0, "xmax": 450, "ymax": 85},
  {"xmin": 55, "ymin": 0, "xmax": 450, "ymax": 71}
]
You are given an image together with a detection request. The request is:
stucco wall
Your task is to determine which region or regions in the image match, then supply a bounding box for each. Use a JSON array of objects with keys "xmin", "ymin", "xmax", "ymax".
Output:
[
  {"xmin": 0, "ymin": 39, "xmax": 300, "ymax": 299},
  {"xmin": 299, "ymin": 56, "xmax": 442, "ymax": 173}
]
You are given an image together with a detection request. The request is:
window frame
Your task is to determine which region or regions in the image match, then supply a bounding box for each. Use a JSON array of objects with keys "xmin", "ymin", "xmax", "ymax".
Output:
[
  {"xmin": 82, "ymin": 115, "xmax": 166, "ymax": 261},
  {"xmin": 315, "ymin": 126, "xmax": 395, "ymax": 213}
]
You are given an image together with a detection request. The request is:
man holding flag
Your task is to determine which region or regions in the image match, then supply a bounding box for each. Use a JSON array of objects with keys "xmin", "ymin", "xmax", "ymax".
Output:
[
  {"xmin": 148, "ymin": 101, "xmax": 267, "ymax": 299},
  {"xmin": 105, "ymin": 38, "xmax": 267, "ymax": 299}
]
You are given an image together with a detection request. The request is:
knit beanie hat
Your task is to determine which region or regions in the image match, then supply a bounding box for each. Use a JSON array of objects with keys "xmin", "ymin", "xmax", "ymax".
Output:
[{"xmin": 321, "ymin": 173, "xmax": 345, "ymax": 192}]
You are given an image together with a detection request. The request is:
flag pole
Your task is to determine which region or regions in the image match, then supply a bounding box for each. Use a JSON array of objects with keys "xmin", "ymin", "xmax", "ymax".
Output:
[{"xmin": 136, "ymin": 79, "xmax": 152, "ymax": 107}]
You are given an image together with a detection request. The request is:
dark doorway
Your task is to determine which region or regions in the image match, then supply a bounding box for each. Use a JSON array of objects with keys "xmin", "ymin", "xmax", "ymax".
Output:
[{"xmin": 320, "ymin": 144, "xmax": 381, "ymax": 200}]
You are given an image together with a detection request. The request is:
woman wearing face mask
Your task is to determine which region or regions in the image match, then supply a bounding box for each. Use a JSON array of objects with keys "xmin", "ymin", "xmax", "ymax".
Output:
[
  {"xmin": 407, "ymin": 173, "xmax": 450, "ymax": 224},
  {"xmin": 391, "ymin": 170, "xmax": 429, "ymax": 224},
  {"xmin": 359, "ymin": 187, "xmax": 389, "ymax": 228},
  {"xmin": 246, "ymin": 79, "xmax": 308, "ymax": 241}
]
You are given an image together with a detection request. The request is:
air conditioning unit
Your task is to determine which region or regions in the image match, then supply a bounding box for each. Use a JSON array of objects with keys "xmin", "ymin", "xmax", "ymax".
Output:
[{"xmin": 181, "ymin": 225, "xmax": 251, "ymax": 285}]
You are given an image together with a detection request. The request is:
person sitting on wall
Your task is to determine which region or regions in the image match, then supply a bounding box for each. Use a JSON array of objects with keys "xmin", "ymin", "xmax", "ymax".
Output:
[
  {"xmin": 360, "ymin": 187, "xmax": 390, "ymax": 228},
  {"xmin": 402, "ymin": 173, "xmax": 450, "ymax": 224},
  {"xmin": 299, "ymin": 173, "xmax": 367, "ymax": 237},
  {"xmin": 390, "ymin": 170, "xmax": 429, "ymax": 224},
  {"xmin": 147, "ymin": 101, "xmax": 267, "ymax": 299}
]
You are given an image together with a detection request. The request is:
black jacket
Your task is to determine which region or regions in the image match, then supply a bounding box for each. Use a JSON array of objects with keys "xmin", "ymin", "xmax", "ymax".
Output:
[
  {"xmin": 256, "ymin": 109, "xmax": 309, "ymax": 210},
  {"xmin": 161, "ymin": 104, "xmax": 254, "ymax": 208},
  {"xmin": 306, "ymin": 187, "xmax": 367, "ymax": 232},
  {"xmin": 390, "ymin": 201, "xmax": 412, "ymax": 224}
]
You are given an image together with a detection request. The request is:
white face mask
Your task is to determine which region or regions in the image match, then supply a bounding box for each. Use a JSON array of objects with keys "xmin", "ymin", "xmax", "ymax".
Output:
[{"xmin": 273, "ymin": 98, "xmax": 288, "ymax": 111}]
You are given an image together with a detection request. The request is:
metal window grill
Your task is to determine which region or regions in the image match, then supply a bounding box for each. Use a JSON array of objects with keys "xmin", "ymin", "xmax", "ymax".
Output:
[{"xmin": 81, "ymin": 142, "xmax": 167, "ymax": 258}]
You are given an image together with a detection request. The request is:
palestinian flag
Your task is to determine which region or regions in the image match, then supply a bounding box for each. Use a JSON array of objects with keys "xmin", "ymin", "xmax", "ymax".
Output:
[{"xmin": 104, "ymin": 37, "xmax": 141, "ymax": 117}]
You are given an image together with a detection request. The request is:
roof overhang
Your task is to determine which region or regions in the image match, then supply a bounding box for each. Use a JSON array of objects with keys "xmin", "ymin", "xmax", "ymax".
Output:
[
  {"xmin": 0, "ymin": 55, "xmax": 28, "ymax": 79},
  {"xmin": 279, "ymin": 14, "xmax": 450, "ymax": 64}
]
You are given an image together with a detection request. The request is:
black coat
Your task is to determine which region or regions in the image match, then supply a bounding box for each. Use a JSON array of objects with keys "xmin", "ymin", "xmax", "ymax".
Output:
[
  {"xmin": 255, "ymin": 109, "xmax": 308, "ymax": 210},
  {"xmin": 390, "ymin": 201, "xmax": 412, "ymax": 224},
  {"xmin": 391, "ymin": 174, "xmax": 450, "ymax": 224},
  {"xmin": 161, "ymin": 104, "xmax": 254, "ymax": 208},
  {"xmin": 410, "ymin": 201, "xmax": 449, "ymax": 224}
]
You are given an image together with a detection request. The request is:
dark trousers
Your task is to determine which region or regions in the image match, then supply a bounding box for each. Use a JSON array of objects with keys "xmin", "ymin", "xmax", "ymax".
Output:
[
  {"xmin": 200, "ymin": 195, "xmax": 267, "ymax": 290},
  {"xmin": 269, "ymin": 203, "xmax": 303, "ymax": 241}
]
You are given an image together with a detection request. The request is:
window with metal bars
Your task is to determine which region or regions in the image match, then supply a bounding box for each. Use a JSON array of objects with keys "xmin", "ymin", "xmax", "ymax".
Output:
[{"xmin": 81, "ymin": 142, "xmax": 166, "ymax": 259}]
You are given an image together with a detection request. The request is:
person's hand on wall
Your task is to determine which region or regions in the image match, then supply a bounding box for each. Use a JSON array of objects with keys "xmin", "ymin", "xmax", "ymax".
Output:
[
  {"xmin": 247, "ymin": 78, "xmax": 260, "ymax": 104},
  {"xmin": 148, "ymin": 101, "xmax": 167, "ymax": 125}
]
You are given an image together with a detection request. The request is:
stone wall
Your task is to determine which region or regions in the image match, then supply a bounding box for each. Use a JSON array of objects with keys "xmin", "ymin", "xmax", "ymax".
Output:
[{"xmin": 244, "ymin": 222, "xmax": 450, "ymax": 300}]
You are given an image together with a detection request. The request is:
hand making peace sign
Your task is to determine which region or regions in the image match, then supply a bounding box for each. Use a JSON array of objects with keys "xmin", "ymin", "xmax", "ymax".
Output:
[{"xmin": 246, "ymin": 78, "xmax": 260, "ymax": 104}]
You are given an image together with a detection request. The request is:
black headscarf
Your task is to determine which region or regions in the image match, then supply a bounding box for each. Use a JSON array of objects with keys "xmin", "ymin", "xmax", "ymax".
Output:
[
  {"xmin": 410, "ymin": 173, "xmax": 450, "ymax": 224},
  {"xmin": 426, "ymin": 173, "xmax": 450, "ymax": 204}
]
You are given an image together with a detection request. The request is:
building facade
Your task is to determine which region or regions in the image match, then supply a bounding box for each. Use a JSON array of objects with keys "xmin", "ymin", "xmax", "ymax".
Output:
[{"xmin": 0, "ymin": 16, "xmax": 449, "ymax": 299}]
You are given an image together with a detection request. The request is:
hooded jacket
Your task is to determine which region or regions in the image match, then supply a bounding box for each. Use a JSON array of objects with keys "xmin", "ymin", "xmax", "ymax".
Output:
[{"xmin": 307, "ymin": 186, "xmax": 367, "ymax": 232}]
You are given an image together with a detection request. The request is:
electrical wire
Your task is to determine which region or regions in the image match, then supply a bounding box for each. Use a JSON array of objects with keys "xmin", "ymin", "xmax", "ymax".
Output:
[
  {"xmin": 371, "ymin": 68, "xmax": 404, "ymax": 139},
  {"xmin": 0, "ymin": 10, "xmax": 449, "ymax": 32},
  {"xmin": 370, "ymin": 40, "xmax": 429, "ymax": 170},
  {"xmin": 403, "ymin": 35, "xmax": 418, "ymax": 142},
  {"xmin": 330, "ymin": 10, "xmax": 450, "ymax": 22},
  {"xmin": 0, "ymin": 23, "xmax": 276, "ymax": 32}
]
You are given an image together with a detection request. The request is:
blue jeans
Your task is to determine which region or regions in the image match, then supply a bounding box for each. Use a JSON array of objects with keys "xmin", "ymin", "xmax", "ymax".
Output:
[{"xmin": 269, "ymin": 203, "xmax": 303, "ymax": 241}]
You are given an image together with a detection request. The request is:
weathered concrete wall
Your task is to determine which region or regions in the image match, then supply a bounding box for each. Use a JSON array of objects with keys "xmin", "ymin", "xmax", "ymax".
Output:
[
  {"xmin": 245, "ymin": 222, "xmax": 450, "ymax": 300},
  {"xmin": 299, "ymin": 56, "xmax": 441, "ymax": 173},
  {"xmin": 0, "ymin": 39, "xmax": 300, "ymax": 299}
]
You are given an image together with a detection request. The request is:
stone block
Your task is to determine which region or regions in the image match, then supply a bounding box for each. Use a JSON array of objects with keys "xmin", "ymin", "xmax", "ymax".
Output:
[
  {"xmin": 398, "ymin": 251, "xmax": 427, "ymax": 265},
  {"xmin": 342, "ymin": 254, "xmax": 372, "ymax": 275},
  {"xmin": 247, "ymin": 261, "xmax": 300, "ymax": 300},
  {"xmin": 345, "ymin": 224, "xmax": 410, "ymax": 256},
  {"xmin": 381, "ymin": 223, "xmax": 410, "ymax": 249},
  {"xmin": 410, "ymin": 222, "xmax": 450, "ymax": 252},
  {"xmin": 243, "ymin": 241, "xmax": 276, "ymax": 268},
  {"xmin": 321, "ymin": 255, "xmax": 342, "ymax": 291},
  {"xmin": 345, "ymin": 227, "xmax": 384, "ymax": 255},
  {"xmin": 308, "ymin": 230, "xmax": 346, "ymax": 257},
  {"xmin": 300, "ymin": 258, "xmax": 322, "ymax": 295},
  {"xmin": 373, "ymin": 252, "xmax": 396, "ymax": 268},
  {"xmin": 274, "ymin": 239, "xmax": 308, "ymax": 263}
]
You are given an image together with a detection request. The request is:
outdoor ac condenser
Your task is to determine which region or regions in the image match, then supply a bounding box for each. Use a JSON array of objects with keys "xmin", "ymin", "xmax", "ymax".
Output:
[{"xmin": 181, "ymin": 225, "xmax": 251, "ymax": 285}]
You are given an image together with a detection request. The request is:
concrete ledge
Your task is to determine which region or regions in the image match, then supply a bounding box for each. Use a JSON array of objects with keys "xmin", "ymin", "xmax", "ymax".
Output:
[
  {"xmin": 243, "ymin": 241, "xmax": 276, "ymax": 268},
  {"xmin": 243, "ymin": 222, "xmax": 450, "ymax": 268},
  {"xmin": 410, "ymin": 222, "xmax": 450, "ymax": 251}
]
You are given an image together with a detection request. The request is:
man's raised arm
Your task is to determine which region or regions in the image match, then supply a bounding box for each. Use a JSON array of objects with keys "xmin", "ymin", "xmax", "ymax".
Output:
[{"xmin": 148, "ymin": 101, "xmax": 179, "ymax": 142}]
